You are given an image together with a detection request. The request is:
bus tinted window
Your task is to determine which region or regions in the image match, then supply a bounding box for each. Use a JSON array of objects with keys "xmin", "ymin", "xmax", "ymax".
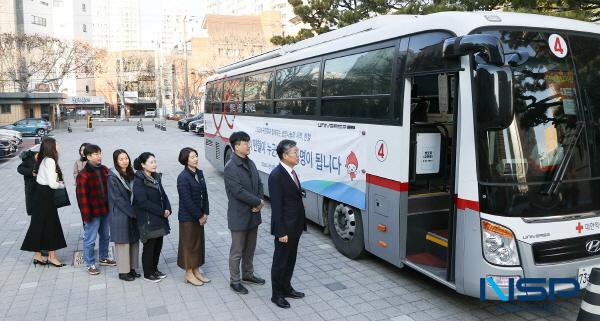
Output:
[
  {"xmin": 407, "ymin": 32, "xmax": 458, "ymax": 73},
  {"xmin": 243, "ymin": 101, "xmax": 272, "ymax": 114},
  {"xmin": 322, "ymin": 98, "xmax": 390, "ymax": 119},
  {"xmin": 570, "ymin": 35, "xmax": 600, "ymax": 177},
  {"xmin": 323, "ymin": 47, "xmax": 394, "ymax": 96},
  {"xmin": 275, "ymin": 62, "xmax": 319, "ymax": 99},
  {"xmin": 206, "ymin": 83, "xmax": 214, "ymax": 102},
  {"xmin": 244, "ymin": 72, "xmax": 272, "ymax": 101},
  {"xmin": 224, "ymin": 79, "xmax": 242, "ymax": 102},
  {"xmin": 275, "ymin": 100, "xmax": 315, "ymax": 116},
  {"xmin": 214, "ymin": 82, "xmax": 223, "ymax": 102}
]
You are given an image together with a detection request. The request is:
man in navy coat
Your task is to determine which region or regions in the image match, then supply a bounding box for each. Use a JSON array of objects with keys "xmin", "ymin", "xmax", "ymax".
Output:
[{"xmin": 268, "ymin": 139, "xmax": 307, "ymax": 309}]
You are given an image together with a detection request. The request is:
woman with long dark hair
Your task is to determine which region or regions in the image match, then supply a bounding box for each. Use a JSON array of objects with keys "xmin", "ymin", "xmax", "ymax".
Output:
[
  {"xmin": 108, "ymin": 149, "xmax": 140, "ymax": 281},
  {"xmin": 132, "ymin": 152, "xmax": 171, "ymax": 282},
  {"xmin": 21, "ymin": 137, "xmax": 67, "ymax": 267},
  {"xmin": 73, "ymin": 142, "xmax": 89, "ymax": 181},
  {"xmin": 176, "ymin": 147, "xmax": 210, "ymax": 286}
]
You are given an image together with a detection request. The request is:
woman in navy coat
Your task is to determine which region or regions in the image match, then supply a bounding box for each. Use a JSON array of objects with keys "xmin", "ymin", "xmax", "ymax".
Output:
[
  {"xmin": 176, "ymin": 147, "xmax": 210, "ymax": 286},
  {"xmin": 132, "ymin": 152, "xmax": 171, "ymax": 283}
]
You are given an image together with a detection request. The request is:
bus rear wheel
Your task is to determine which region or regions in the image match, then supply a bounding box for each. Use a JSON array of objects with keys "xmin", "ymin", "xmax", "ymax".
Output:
[{"xmin": 327, "ymin": 201, "xmax": 367, "ymax": 259}]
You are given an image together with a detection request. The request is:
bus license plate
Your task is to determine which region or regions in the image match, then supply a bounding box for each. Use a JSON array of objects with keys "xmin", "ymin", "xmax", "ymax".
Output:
[{"xmin": 578, "ymin": 266, "xmax": 600, "ymax": 289}]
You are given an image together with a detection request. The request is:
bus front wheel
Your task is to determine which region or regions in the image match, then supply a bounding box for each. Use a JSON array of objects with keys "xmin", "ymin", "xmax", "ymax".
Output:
[{"xmin": 327, "ymin": 201, "xmax": 367, "ymax": 259}]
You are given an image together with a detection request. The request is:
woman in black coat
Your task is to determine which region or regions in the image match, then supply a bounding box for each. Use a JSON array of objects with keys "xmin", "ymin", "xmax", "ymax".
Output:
[
  {"xmin": 17, "ymin": 150, "xmax": 38, "ymax": 216},
  {"xmin": 108, "ymin": 149, "xmax": 140, "ymax": 282},
  {"xmin": 132, "ymin": 152, "xmax": 171, "ymax": 283},
  {"xmin": 176, "ymin": 147, "xmax": 210, "ymax": 286}
]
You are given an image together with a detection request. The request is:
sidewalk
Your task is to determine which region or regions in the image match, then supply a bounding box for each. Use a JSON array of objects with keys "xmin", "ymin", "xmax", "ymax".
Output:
[{"xmin": 0, "ymin": 123, "xmax": 582, "ymax": 321}]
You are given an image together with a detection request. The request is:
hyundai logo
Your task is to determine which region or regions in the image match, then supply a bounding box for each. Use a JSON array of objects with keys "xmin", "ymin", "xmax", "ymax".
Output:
[{"xmin": 586, "ymin": 239, "xmax": 600, "ymax": 254}]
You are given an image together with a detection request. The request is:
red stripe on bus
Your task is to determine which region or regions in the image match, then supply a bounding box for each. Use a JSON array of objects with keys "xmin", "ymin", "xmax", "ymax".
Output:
[
  {"xmin": 205, "ymin": 133, "xmax": 229, "ymax": 142},
  {"xmin": 453, "ymin": 195, "xmax": 480, "ymax": 211},
  {"xmin": 366, "ymin": 174, "xmax": 408, "ymax": 192}
]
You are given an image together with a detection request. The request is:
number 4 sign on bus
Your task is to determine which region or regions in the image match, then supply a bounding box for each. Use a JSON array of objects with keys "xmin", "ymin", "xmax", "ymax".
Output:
[
  {"xmin": 548, "ymin": 34, "xmax": 568, "ymax": 58},
  {"xmin": 376, "ymin": 140, "xmax": 387, "ymax": 162}
]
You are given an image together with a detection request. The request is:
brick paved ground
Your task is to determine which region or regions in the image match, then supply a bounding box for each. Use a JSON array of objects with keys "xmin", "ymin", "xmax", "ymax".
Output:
[{"xmin": 0, "ymin": 121, "xmax": 582, "ymax": 320}]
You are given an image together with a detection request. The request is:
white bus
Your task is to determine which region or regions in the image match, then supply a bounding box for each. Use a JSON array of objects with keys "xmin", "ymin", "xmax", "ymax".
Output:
[{"xmin": 204, "ymin": 11, "xmax": 600, "ymax": 298}]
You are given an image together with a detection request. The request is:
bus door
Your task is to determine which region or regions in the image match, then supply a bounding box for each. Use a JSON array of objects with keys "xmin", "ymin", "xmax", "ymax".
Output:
[{"xmin": 399, "ymin": 32, "xmax": 461, "ymax": 285}]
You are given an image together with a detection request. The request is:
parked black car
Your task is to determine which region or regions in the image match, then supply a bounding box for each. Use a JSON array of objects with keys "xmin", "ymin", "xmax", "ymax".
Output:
[
  {"xmin": 178, "ymin": 113, "xmax": 203, "ymax": 131},
  {"xmin": 188, "ymin": 119, "xmax": 204, "ymax": 136}
]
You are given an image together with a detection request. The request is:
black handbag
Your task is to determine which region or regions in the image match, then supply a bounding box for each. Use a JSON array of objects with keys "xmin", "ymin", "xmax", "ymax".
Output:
[{"xmin": 54, "ymin": 187, "xmax": 71, "ymax": 208}]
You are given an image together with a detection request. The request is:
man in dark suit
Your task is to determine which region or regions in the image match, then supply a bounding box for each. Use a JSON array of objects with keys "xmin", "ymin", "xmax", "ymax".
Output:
[{"xmin": 269, "ymin": 139, "xmax": 307, "ymax": 309}]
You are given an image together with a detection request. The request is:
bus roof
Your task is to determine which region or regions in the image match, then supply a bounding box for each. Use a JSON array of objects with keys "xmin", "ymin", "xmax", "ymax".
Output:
[{"xmin": 209, "ymin": 11, "xmax": 600, "ymax": 81}]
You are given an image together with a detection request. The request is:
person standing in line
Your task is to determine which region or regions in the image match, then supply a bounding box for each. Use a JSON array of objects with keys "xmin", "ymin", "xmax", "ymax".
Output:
[
  {"xmin": 73, "ymin": 142, "xmax": 89, "ymax": 240},
  {"xmin": 17, "ymin": 149, "xmax": 39, "ymax": 216},
  {"xmin": 224, "ymin": 131, "xmax": 266, "ymax": 295},
  {"xmin": 21, "ymin": 137, "xmax": 67, "ymax": 267},
  {"xmin": 132, "ymin": 152, "xmax": 171, "ymax": 283},
  {"xmin": 73, "ymin": 143, "xmax": 89, "ymax": 181},
  {"xmin": 76, "ymin": 144, "xmax": 117, "ymax": 275},
  {"xmin": 269, "ymin": 139, "xmax": 307, "ymax": 309},
  {"xmin": 176, "ymin": 147, "xmax": 211, "ymax": 286},
  {"xmin": 108, "ymin": 149, "xmax": 141, "ymax": 281}
]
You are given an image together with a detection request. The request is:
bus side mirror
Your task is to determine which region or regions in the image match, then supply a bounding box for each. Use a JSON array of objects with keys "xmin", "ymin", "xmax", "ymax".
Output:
[
  {"xmin": 442, "ymin": 35, "xmax": 505, "ymax": 66},
  {"xmin": 475, "ymin": 63, "xmax": 514, "ymax": 130}
]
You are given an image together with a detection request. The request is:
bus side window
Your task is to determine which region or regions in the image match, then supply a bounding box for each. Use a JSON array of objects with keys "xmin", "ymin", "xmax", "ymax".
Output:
[
  {"xmin": 224, "ymin": 78, "xmax": 242, "ymax": 114},
  {"xmin": 274, "ymin": 62, "xmax": 319, "ymax": 116},
  {"xmin": 321, "ymin": 47, "xmax": 394, "ymax": 119},
  {"xmin": 406, "ymin": 32, "xmax": 459, "ymax": 74},
  {"xmin": 243, "ymin": 72, "xmax": 274, "ymax": 114}
]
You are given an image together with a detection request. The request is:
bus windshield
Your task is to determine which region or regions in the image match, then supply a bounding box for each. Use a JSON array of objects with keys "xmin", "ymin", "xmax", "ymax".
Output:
[{"xmin": 476, "ymin": 30, "xmax": 600, "ymax": 217}]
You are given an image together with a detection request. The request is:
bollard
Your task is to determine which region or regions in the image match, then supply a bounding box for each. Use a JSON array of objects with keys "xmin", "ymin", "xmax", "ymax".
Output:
[{"xmin": 578, "ymin": 268, "xmax": 600, "ymax": 321}]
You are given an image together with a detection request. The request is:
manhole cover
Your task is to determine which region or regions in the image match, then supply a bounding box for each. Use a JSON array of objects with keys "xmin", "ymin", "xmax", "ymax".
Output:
[{"xmin": 73, "ymin": 244, "xmax": 114, "ymax": 267}]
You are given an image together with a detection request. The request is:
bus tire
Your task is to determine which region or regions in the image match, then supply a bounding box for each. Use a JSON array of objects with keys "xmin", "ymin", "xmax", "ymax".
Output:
[{"xmin": 327, "ymin": 201, "xmax": 367, "ymax": 259}]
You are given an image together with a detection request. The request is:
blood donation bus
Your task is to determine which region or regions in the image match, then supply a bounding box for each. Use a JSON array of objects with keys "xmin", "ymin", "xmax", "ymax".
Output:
[{"xmin": 203, "ymin": 11, "xmax": 600, "ymax": 298}]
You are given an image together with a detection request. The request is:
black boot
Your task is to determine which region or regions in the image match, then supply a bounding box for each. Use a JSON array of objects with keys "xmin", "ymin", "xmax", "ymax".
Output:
[
  {"xmin": 128, "ymin": 269, "xmax": 141, "ymax": 278},
  {"xmin": 119, "ymin": 273, "xmax": 135, "ymax": 281}
]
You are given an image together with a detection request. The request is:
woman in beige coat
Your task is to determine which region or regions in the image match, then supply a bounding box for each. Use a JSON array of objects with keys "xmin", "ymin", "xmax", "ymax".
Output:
[{"xmin": 73, "ymin": 143, "xmax": 89, "ymax": 181}]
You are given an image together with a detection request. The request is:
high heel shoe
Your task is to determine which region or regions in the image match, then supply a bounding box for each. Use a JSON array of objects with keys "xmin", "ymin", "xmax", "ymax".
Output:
[
  {"xmin": 193, "ymin": 271, "xmax": 211, "ymax": 283},
  {"xmin": 47, "ymin": 259, "xmax": 66, "ymax": 267},
  {"xmin": 33, "ymin": 258, "xmax": 47, "ymax": 267},
  {"xmin": 184, "ymin": 276, "xmax": 203, "ymax": 286}
]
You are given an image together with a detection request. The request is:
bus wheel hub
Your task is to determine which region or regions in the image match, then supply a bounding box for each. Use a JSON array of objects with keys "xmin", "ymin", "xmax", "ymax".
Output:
[{"xmin": 333, "ymin": 204, "xmax": 356, "ymax": 241}]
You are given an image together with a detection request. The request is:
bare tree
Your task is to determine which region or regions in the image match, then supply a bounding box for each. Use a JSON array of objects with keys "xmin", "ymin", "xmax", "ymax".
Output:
[
  {"xmin": 169, "ymin": 56, "xmax": 211, "ymax": 114},
  {"xmin": 95, "ymin": 51, "xmax": 157, "ymax": 117},
  {"xmin": 0, "ymin": 33, "xmax": 105, "ymax": 93}
]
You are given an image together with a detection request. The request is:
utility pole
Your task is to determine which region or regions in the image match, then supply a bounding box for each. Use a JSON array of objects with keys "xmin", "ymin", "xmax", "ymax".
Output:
[
  {"xmin": 172, "ymin": 64, "xmax": 176, "ymax": 115},
  {"xmin": 118, "ymin": 52, "xmax": 126, "ymax": 120},
  {"xmin": 183, "ymin": 16, "xmax": 190, "ymax": 116}
]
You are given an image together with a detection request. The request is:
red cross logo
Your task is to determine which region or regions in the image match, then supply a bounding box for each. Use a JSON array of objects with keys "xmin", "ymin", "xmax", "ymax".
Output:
[{"xmin": 576, "ymin": 222, "xmax": 584, "ymax": 233}]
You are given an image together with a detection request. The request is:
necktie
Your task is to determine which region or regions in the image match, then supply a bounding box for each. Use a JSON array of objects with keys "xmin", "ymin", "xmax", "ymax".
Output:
[{"xmin": 291, "ymin": 170, "xmax": 300, "ymax": 188}]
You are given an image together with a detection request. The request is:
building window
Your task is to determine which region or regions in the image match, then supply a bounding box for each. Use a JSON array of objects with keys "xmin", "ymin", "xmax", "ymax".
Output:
[
  {"xmin": 82, "ymin": 3, "xmax": 86, "ymax": 11},
  {"xmin": 83, "ymin": 24, "xmax": 87, "ymax": 32},
  {"xmin": 32, "ymin": 15, "xmax": 46, "ymax": 26},
  {"xmin": 85, "ymin": 85, "xmax": 89, "ymax": 93},
  {"xmin": 0, "ymin": 105, "xmax": 10, "ymax": 114},
  {"xmin": 40, "ymin": 1, "xmax": 49, "ymax": 6}
]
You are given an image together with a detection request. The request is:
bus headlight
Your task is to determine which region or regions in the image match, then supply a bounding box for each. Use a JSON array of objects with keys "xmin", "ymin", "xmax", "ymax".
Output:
[{"xmin": 481, "ymin": 220, "xmax": 520, "ymax": 266}]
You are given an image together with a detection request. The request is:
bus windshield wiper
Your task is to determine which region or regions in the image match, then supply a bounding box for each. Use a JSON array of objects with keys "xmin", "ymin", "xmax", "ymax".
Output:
[{"xmin": 541, "ymin": 122, "xmax": 584, "ymax": 195}]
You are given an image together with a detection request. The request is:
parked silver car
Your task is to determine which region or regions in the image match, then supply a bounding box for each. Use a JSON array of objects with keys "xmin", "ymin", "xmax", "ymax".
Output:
[{"xmin": 0, "ymin": 135, "xmax": 18, "ymax": 158}]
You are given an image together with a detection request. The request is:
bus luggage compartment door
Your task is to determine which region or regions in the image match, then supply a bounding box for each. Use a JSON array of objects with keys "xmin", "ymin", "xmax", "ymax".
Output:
[{"xmin": 367, "ymin": 182, "xmax": 402, "ymax": 267}]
